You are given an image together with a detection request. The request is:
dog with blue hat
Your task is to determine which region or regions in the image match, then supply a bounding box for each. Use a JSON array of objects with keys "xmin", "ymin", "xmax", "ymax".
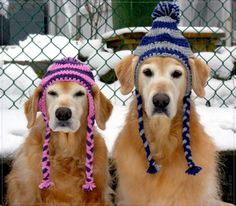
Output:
[{"xmin": 113, "ymin": 1, "xmax": 232, "ymax": 205}]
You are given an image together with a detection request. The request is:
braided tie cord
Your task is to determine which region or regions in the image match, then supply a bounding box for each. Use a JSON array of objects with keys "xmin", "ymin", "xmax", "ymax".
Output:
[
  {"xmin": 82, "ymin": 91, "xmax": 96, "ymax": 191},
  {"xmin": 39, "ymin": 116, "xmax": 54, "ymax": 190},
  {"xmin": 182, "ymin": 92, "xmax": 202, "ymax": 175},
  {"xmin": 135, "ymin": 89, "xmax": 161, "ymax": 174}
]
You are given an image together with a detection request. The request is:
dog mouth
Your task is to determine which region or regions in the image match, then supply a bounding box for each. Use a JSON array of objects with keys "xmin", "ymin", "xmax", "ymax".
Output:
[
  {"xmin": 51, "ymin": 120, "xmax": 74, "ymax": 132},
  {"xmin": 152, "ymin": 108, "xmax": 170, "ymax": 117},
  {"xmin": 57, "ymin": 120, "xmax": 71, "ymax": 127}
]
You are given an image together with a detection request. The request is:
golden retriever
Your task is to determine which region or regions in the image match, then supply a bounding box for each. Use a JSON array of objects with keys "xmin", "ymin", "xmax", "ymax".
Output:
[
  {"xmin": 113, "ymin": 55, "xmax": 233, "ymax": 206},
  {"xmin": 6, "ymin": 81, "xmax": 113, "ymax": 206}
]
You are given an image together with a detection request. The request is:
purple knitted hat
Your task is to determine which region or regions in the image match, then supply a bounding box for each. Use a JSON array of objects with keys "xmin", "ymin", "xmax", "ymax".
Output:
[{"xmin": 38, "ymin": 57, "xmax": 96, "ymax": 191}]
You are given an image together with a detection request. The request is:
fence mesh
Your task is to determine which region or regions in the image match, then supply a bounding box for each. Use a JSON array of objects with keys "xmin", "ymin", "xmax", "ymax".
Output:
[{"xmin": 0, "ymin": 0, "xmax": 235, "ymax": 109}]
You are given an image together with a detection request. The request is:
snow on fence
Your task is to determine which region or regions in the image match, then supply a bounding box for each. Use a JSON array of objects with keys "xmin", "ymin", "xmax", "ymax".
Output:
[{"xmin": 0, "ymin": 0, "xmax": 235, "ymax": 109}]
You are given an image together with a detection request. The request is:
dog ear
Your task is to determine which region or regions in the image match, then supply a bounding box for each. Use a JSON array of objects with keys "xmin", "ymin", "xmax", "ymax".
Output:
[
  {"xmin": 92, "ymin": 85, "xmax": 113, "ymax": 130},
  {"xmin": 189, "ymin": 57, "xmax": 210, "ymax": 98},
  {"xmin": 24, "ymin": 86, "xmax": 42, "ymax": 128},
  {"xmin": 115, "ymin": 55, "xmax": 138, "ymax": 95}
]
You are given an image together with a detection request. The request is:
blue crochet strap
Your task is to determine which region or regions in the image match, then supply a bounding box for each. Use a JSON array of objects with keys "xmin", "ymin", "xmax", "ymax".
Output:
[
  {"xmin": 135, "ymin": 89, "xmax": 160, "ymax": 174},
  {"xmin": 182, "ymin": 93, "xmax": 202, "ymax": 176}
]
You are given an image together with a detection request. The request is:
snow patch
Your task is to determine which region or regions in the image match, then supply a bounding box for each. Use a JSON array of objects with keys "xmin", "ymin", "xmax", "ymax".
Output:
[
  {"xmin": 98, "ymin": 105, "xmax": 129, "ymax": 153},
  {"xmin": 87, "ymin": 50, "xmax": 131, "ymax": 76},
  {"xmin": 101, "ymin": 26, "xmax": 225, "ymax": 39},
  {"xmin": 195, "ymin": 52, "xmax": 234, "ymax": 79},
  {"xmin": 0, "ymin": 109, "xmax": 28, "ymax": 158},
  {"xmin": 2, "ymin": 34, "xmax": 81, "ymax": 61},
  {"xmin": 216, "ymin": 46, "xmax": 236, "ymax": 60},
  {"xmin": 79, "ymin": 39, "xmax": 103, "ymax": 58},
  {"xmin": 1, "ymin": 105, "xmax": 235, "ymax": 158},
  {"xmin": 0, "ymin": 33, "xmax": 235, "ymax": 159},
  {"xmin": 193, "ymin": 76, "xmax": 236, "ymax": 107},
  {"xmin": 0, "ymin": 54, "xmax": 3, "ymax": 67},
  {"xmin": 0, "ymin": 63, "xmax": 40, "ymax": 109},
  {"xmin": 196, "ymin": 106, "xmax": 236, "ymax": 151},
  {"xmin": 102, "ymin": 27, "xmax": 150, "ymax": 39}
]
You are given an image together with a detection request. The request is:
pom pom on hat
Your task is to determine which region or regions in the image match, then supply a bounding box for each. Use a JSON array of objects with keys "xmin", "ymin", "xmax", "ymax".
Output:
[{"xmin": 151, "ymin": 1, "xmax": 180, "ymax": 24}]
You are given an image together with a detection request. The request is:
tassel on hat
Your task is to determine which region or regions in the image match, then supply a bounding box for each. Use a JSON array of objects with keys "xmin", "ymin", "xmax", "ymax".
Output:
[
  {"xmin": 38, "ymin": 57, "xmax": 97, "ymax": 191},
  {"xmin": 133, "ymin": 1, "xmax": 201, "ymax": 175}
]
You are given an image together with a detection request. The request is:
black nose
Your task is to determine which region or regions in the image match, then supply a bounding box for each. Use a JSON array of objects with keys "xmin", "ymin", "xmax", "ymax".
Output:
[
  {"xmin": 55, "ymin": 107, "xmax": 72, "ymax": 121},
  {"xmin": 152, "ymin": 93, "xmax": 170, "ymax": 109}
]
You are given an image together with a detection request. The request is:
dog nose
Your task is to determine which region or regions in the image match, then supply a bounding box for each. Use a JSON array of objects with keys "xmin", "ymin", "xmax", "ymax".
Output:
[
  {"xmin": 152, "ymin": 93, "xmax": 170, "ymax": 109},
  {"xmin": 55, "ymin": 107, "xmax": 72, "ymax": 121}
]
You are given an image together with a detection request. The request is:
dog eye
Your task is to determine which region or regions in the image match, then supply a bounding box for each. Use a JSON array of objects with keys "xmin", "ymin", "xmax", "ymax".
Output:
[
  {"xmin": 143, "ymin": 68, "xmax": 153, "ymax": 77},
  {"xmin": 171, "ymin": 70, "xmax": 182, "ymax": 78},
  {"xmin": 74, "ymin": 91, "xmax": 85, "ymax": 97},
  {"xmin": 48, "ymin": 91, "xmax": 58, "ymax": 97}
]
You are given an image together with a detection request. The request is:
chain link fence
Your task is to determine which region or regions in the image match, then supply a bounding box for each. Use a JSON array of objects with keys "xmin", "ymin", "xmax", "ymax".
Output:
[{"xmin": 0, "ymin": 0, "xmax": 235, "ymax": 109}]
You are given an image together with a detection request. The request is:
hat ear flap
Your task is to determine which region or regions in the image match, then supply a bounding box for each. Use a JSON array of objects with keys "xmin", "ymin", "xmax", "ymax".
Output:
[
  {"xmin": 115, "ymin": 55, "xmax": 138, "ymax": 95},
  {"xmin": 92, "ymin": 85, "xmax": 113, "ymax": 130},
  {"xmin": 189, "ymin": 58, "xmax": 210, "ymax": 98},
  {"xmin": 24, "ymin": 86, "xmax": 42, "ymax": 128}
]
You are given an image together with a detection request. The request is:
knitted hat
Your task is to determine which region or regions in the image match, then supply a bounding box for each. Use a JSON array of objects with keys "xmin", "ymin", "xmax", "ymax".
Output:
[
  {"xmin": 38, "ymin": 57, "xmax": 96, "ymax": 191},
  {"xmin": 133, "ymin": 1, "xmax": 201, "ymax": 175}
]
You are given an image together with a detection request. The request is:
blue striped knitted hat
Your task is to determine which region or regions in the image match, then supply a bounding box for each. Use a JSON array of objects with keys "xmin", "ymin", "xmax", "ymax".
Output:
[{"xmin": 133, "ymin": 1, "xmax": 201, "ymax": 176}]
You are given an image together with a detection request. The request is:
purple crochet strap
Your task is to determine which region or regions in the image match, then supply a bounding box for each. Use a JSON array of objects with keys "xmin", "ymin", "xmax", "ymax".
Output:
[
  {"xmin": 39, "ymin": 116, "xmax": 54, "ymax": 190},
  {"xmin": 82, "ymin": 91, "xmax": 96, "ymax": 191}
]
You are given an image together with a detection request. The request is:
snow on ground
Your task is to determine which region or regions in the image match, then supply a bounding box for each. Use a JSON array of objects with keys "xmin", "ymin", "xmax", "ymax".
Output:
[
  {"xmin": 101, "ymin": 27, "xmax": 151, "ymax": 39},
  {"xmin": 0, "ymin": 63, "xmax": 40, "ymax": 109},
  {"xmin": 1, "ymin": 34, "xmax": 129, "ymax": 78},
  {"xmin": 196, "ymin": 106, "xmax": 236, "ymax": 151},
  {"xmin": 216, "ymin": 46, "xmax": 236, "ymax": 60},
  {"xmin": 0, "ymin": 55, "xmax": 3, "ymax": 66},
  {"xmin": 79, "ymin": 39, "xmax": 103, "ymax": 58},
  {"xmin": 0, "ymin": 109, "xmax": 28, "ymax": 158},
  {"xmin": 1, "ymin": 34, "xmax": 105, "ymax": 62},
  {"xmin": 87, "ymin": 50, "xmax": 132, "ymax": 76},
  {"xmin": 192, "ymin": 76, "xmax": 236, "ymax": 107},
  {"xmin": 2, "ymin": 62, "xmax": 234, "ymax": 109},
  {"xmin": 1, "ymin": 34, "xmax": 235, "ymax": 80},
  {"xmin": 1, "ymin": 65, "xmax": 235, "ymax": 157},
  {"xmin": 1, "ymin": 35, "xmax": 104, "ymax": 63},
  {"xmin": 0, "ymin": 63, "xmax": 235, "ymax": 157},
  {"xmin": 0, "ymin": 34, "xmax": 235, "ymax": 159},
  {"xmin": 195, "ymin": 51, "xmax": 235, "ymax": 79},
  {"xmin": 1, "ymin": 103, "xmax": 235, "ymax": 159},
  {"xmin": 2, "ymin": 34, "xmax": 82, "ymax": 61}
]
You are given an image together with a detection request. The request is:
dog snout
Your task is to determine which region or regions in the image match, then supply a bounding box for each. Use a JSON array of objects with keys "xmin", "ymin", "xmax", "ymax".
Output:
[
  {"xmin": 55, "ymin": 107, "xmax": 72, "ymax": 121},
  {"xmin": 152, "ymin": 93, "xmax": 170, "ymax": 109}
]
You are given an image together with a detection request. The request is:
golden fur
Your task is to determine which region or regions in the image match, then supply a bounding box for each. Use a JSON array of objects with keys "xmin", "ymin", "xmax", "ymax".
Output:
[
  {"xmin": 6, "ymin": 82, "xmax": 113, "ymax": 206},
  {"xmin": 113, "ymin": 56, "xmax": 232, "ymax": 206}
]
